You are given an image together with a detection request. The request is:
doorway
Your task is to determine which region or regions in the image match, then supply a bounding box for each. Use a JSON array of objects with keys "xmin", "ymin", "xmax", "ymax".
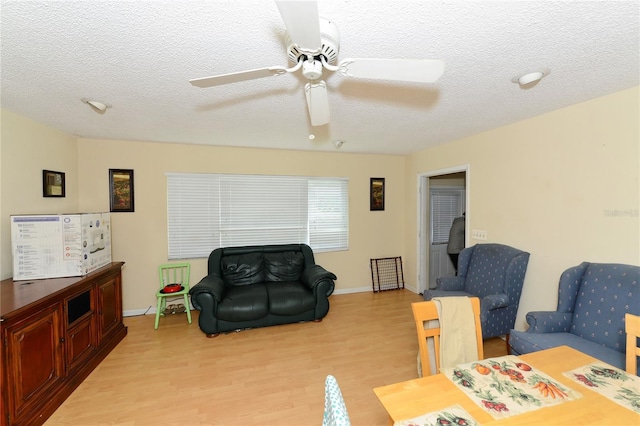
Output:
[{"xmin": 417, "ymin": 165, "xmax": 469, "ymax": 294}]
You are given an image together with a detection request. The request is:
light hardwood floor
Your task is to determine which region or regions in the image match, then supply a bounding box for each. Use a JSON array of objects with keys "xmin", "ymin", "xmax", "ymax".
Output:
[{"xmin": 45, "ymin": 290, "xmax": 507, "ymax": 426}]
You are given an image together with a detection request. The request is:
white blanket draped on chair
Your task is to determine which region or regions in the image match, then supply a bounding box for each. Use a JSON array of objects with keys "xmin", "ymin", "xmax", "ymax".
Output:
[
  {"xmin": 417, "ymin": 296, "xmax": 480, "ymax": 376},
  {"xmin": 434, "ymin": 296, "xmax": 479, "ymax": 369}
]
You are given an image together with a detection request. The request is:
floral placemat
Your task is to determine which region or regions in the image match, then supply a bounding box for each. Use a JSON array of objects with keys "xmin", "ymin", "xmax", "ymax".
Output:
[
  {"xmin": 441, "ymin": 355, "xmax": 581, "ymax": 419},
  {"xmin": 394, "ymin": 404, "xmax": 479, "ymax": 426},
  {"xmin": 563, "ymin": 363, "xmax": 640, "ymax": 414}
]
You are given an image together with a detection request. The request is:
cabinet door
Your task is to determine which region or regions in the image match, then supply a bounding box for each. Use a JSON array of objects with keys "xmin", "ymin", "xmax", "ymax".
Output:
[
  {"xmin": 66, "ymin": 315, "xmax": 97, "ymax": 370},
  {"xmin": 97, "ymin": 272, "xmax": 122, "ymax": 342},
  {"xmin": 65, "ymin": 288, "xmax": 97, "ymax": 370},
  {"xmin": 4, "ymin": 304, "xmax": 64, "ymax": 423}
]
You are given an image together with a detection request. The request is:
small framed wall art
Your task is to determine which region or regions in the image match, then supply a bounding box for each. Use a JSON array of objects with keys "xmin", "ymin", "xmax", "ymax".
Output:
[
  {"xmin": 109, "ymin": 169, "xmax": 135, "ymax": 212},
  {"xmin": 370, "ymin": 177, "xmax": 385, "ymax": 211},
  {"xmin": 43, "ymin": 170, "xmax": 65, "ymax": 197}
]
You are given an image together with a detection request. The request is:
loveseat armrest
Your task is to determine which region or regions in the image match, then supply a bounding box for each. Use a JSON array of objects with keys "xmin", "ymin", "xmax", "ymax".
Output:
[
  {"xmin": 189, "ymin": 275, "xmax": 226, "ymax": 303},
  {"xmin": 436, "ymin": 276, "xmax": 465, "ymax": 291},
  {"xmin": 525, "ymin": 311, "xmax": 572, "ymax": 333},
  {"xmin": 301, "ymin": 265, "xmax": 337, "ymax": 294},
  {"xmin": 482, "ymin": 293, "xmax": 510, "ymax": 311}
]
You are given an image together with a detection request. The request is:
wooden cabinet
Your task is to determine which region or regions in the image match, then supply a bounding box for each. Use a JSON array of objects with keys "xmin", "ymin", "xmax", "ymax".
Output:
[
  {"xmin": 96, "ymin": 271, "xmax": 122, "ymax": 343},
  {"xmin": 1, "ymin": 263, "xmax": 126, "ymax": 426}
]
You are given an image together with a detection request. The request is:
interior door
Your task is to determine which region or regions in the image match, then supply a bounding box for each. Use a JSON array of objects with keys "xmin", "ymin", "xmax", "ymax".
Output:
[{"xmin": 428, "ymin": 176, "xmax": 465, "ymax": 289}]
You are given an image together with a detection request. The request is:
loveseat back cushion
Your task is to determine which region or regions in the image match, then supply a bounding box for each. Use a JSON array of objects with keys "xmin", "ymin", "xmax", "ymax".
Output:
[
  {"xmin": 266, "ymin": 282, "xmax": 316, "ymax": 315},
  {"xmin": 264, "ymin": 251, "xmax": 305, "ymax": 282},
  {"xmin": 221, "ymin": 252, "xmax": 265, "ymax": 286},
  {"xmin": 570, "ymin": 263, "xmax": 640, "ymax": 351},
  {"xmin": 216, "ymin": 284, "xmax": 269, "ymax": 321}
]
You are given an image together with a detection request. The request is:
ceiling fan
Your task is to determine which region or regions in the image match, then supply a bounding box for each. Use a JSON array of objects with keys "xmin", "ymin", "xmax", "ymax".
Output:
[{"xmin": 190, "ymin": 0, "xmax": 444, "ymax": 127}]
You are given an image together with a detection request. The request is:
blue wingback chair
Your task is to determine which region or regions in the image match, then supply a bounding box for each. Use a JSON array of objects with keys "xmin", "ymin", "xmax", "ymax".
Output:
[
  {"xmin": 424, "ymin": 243, "xmax": 530, "ymax": 339},
  {"xmin": 509, "ymin": 262, "xmax": 640, "ymax": 373}
]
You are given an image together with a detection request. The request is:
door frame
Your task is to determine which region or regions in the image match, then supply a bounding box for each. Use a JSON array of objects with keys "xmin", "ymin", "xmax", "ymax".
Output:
[{"xmin": 416, "ymin": 164, "xmax": 470, "ymax": 294}]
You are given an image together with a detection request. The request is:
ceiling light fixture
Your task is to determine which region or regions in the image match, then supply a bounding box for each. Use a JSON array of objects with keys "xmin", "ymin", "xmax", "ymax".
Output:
[
  {"xmin": 81, "ymin": 98, "xmax": 111, "ymax": 113},
  {"xmin": 511, "ymin": 68, "xmax": 550, "ymax": 87}
]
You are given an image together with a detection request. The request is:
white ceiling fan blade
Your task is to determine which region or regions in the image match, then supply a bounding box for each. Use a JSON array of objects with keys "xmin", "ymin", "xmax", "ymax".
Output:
[
  {"xmin": 304, "ymin": 81, "xmax": 330, "ymax": 126},
  {"xmin": 275, "ymin": 0, "xmax": 321, "ymax": 52},
  {"xmin": 190, "ymin": 67, "xmax": 287, "ymax": 88},
  {"xmin": 338, "ymin": 59, "xmax": 445, "ymax": 83}
]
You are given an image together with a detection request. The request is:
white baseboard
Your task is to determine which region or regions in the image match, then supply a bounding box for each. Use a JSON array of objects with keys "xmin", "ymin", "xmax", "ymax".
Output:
[
  {"xmin": 333, "ymin": 284, "xmax": 419, "ymax": 295},
  {"xmin": 332, "ymin": 286, "xmax": 370, "ymax": 295},
  {"xmin": 124, "ymin": 308, "xmax": 153, "ymax": 317}
]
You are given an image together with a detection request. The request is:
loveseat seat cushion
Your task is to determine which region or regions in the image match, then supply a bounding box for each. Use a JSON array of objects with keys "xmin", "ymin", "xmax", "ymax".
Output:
[
  {"xmin": 509, "ymin": 330, "xmax": 628, "ymax": 370},
  {"xmin": 216, "ymin": 284, "xmax": 268, "ymax": 321},
  {"xmin": 221, "ymin": 252, "xmax": 265, "ymax": 286},
  {"xmin": 266, "ymin": 282, "xmax": 316, "ymax": 315},
  {"xmin": 264, "ymin": 251, "xmax": 304, "ymax": 282}
]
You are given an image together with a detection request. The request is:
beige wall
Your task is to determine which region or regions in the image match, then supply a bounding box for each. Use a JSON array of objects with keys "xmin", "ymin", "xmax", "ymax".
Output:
[
  {"xmin": 2, "ymin": 86, "xmax": 638, "ymax": 324},
  {"xmin": 404, "ymin": 86, "xmax": 640, "ymax": 331},
  {"xmin": 76, "ymin": 139, "xmax": 405, "ymax": 312},
  {"xmin": 0, "ymin": 110, "xmax": 79, "ymax": 279}
]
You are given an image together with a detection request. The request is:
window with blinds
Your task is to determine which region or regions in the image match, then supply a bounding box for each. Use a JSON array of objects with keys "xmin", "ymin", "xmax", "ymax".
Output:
[
  {"xmin": 430, "ymin": 188, "xmax": 465, "ymax": 244},
  {"xmin": 166, "ymin": 173, "xmax": 349, "ymax": 259}
]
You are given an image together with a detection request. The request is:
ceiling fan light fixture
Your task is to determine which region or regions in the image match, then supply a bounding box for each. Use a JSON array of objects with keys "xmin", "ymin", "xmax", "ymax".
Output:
[
  {"xmin": 302, "ymin": 59, "xmax": 323, "ymax": 80},
  {"xmin": 512, "ymin": 68, "xmax": 550, "ymax": 87},
  {"xmin": 81, "ymin": 98, "xmax": 111, "ymax": 113}
]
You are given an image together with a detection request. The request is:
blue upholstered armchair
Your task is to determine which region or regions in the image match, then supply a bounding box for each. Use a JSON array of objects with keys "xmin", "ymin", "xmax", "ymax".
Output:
[
  {"xmin": 509, "ymin": 262, "xmax": 640, "ymax": 372},
  {"xmin": 424, "ymin": 243, "xmax": 530, "ymax": 339}
]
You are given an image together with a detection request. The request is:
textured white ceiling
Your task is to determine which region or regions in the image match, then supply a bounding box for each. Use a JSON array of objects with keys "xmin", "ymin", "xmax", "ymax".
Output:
[{"xmin": 1, "ymin": 1, "xmax": 638, "ymax": 155}]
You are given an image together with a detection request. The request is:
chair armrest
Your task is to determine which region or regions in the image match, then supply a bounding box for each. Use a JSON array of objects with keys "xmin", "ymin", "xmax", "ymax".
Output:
[
  {"xmin": 482, "ymin": 293, "xmax": 510, "ymax": 310},
  {"xmin": 525, "ymin": 311, "xmax": 572, "ymax": 333},
  {"xmin": 436, "ymin": 276, "xmax": 465, "ymax": 291},
  {"xmin": 301, "ymin": 265, "xmax": 337, "ymax": 294},
  {"xmin": 189, "ymin": 275, "xmax": 226, "ymax": 303}
]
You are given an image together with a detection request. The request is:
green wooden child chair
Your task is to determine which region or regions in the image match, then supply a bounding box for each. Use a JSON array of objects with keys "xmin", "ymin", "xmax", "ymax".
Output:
[{"xmin": 155, "ymin": 262, "xmax": 192, "ymax": 329}]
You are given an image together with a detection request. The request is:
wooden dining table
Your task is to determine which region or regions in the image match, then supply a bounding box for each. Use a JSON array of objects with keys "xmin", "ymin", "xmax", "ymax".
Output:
[{"xmin": 374, "ymin": 345, "xmax": 640, "ymax": 425}]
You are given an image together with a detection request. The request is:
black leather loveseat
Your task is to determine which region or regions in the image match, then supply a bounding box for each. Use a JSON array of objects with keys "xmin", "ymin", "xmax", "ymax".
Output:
[{"xmin": 189, "ymin": 244, "xmax": 337, "ymax": 337}]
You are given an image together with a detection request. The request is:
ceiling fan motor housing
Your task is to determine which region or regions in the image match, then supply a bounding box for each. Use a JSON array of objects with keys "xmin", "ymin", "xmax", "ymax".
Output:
[{"xmin": 286, "ymin": 17, "xmax": 340, "ymax": 65}]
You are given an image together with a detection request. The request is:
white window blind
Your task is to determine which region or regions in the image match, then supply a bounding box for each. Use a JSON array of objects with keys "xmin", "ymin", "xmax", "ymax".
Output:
[
  {"xmin": 167, "ymin": 173, "xmax": 349, "ymax": 259},
  {"xmin": 430, "ymin": 189, "xmax": 465, "ymax": 244},
  {"xmin": 309, "ymin": 179, "xmax": 349, "ymax": 251}
]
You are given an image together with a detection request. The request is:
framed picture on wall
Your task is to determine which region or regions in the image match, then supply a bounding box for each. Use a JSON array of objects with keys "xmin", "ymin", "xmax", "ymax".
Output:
[
  {"xmin": 370, "ymin": 177, "xmax": 385, "ymax": 211},
  {"xmin": 43, "ymin": 170, "xmax": 65, "ymax": 197},
  {"xmin": 109, "ymin": 169, "xmax": 135, "ymax": 212}
]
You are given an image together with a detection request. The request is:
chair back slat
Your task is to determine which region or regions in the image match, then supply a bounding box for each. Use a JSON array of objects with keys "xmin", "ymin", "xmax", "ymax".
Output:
[{"xmin": 158, "ymin": 263, "xmax": 190, "ymax": 289}]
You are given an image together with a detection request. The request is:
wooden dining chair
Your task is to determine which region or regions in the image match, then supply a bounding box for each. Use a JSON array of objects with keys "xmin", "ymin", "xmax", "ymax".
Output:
[
  {"xmin": 625, "ymin": 313, "xmax": 640, "ymax": 375},
  {"xmin": 412, "ymin": 297, "xmax": 483, "ymax": 377}
]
